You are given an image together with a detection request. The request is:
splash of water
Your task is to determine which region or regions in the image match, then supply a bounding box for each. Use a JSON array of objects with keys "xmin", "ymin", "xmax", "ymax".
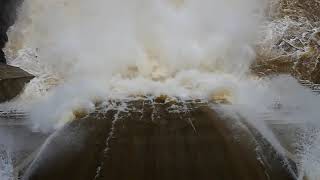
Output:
[
  {"xmin": 5, "ymin": 0, "xmax": 265, "ymax": 129},
  {"xmin": 3, "ymin": 0, "xmax": 320, "ymax": 179}
]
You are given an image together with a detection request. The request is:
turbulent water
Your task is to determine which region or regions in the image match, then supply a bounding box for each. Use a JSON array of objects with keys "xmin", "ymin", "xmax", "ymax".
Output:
[
  {"xmin": 0, "ymin": 149, "xmax": 14, "ymax": 180},
  {"xmin": 1, "ymin": 0, "xmax": 320, "ymax": 179}
]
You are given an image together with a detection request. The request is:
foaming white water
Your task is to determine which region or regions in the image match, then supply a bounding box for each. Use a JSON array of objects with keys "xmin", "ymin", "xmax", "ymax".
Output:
[
  {"xmin": 5, "ymin": 0, "xmax": 265, "ymax": 129},
  {"xmin": 3, "ymin": 0, "xmax": 320, "ymax": 179}
]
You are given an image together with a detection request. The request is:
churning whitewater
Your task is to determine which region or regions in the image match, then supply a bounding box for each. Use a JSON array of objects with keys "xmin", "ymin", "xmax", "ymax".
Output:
[
  {"xmin": 5, "ymin": 0, "xmax": 266, "ymax": 129},
  {"xmin": 1, "ymin": 0, "xmax": 320, "ymax": 179}
]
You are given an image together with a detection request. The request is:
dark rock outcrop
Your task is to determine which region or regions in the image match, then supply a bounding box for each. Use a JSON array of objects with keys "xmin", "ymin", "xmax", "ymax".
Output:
[
  {"xmin": 0, "ymin": 64, "xmax": 34, "ymax": 102},
  {"xmin": 0, "ymin": 0, "xmax": 23, "ymax": 63},
  {"xmin": 23, "ymin": 99, "xmax": 295, "ymax": 180}
]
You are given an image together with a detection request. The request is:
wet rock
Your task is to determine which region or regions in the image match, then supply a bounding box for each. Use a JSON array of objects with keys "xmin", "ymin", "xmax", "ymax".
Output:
[
  {"xmin": 0, "ymin": 64, "xmax": 34, "ymax": 102},
  {"xmin": 23, "ymin": 99, "xmax": 295, "ymax": 180},
  {"xmin": 252, "ymin": 55, "xmax": 295, "ymax": 76},
  {"xmin": 294, "ymin": 49, "xmax": 320, "ymax": 81},
  {"xmin": 311, "ymin": 58, "xmax": 320, "ymax": 83},
  {"xmin": 254, "ymin": 30, "xmax": 320, "ymax": 82},
  {"xmin": 274, "ymin": 0, "xmax": 320, "ymax": 21},
  {"xmin": 254, "ymin": 0, "xmax": 320, "ymax": 83}
]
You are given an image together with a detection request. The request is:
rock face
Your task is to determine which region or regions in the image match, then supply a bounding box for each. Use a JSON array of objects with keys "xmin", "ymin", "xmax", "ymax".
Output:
[
  {"xmin": 254, "ymin": 0, "xmax": 320, "ymax": 83},
  {"xmin": 23, "ymin": 99, "xmax": 295, "ymax": 180},
  {"xmin": 274, "ymin": 0, "xmax": 320, "ymax": 21},
  {"xmin": 0, "ymin": 64, "xmax": 34, "ymax": 102},
  {"xmin": 0, "ymin": 0, "xmax": 22, "ymax": 63}
]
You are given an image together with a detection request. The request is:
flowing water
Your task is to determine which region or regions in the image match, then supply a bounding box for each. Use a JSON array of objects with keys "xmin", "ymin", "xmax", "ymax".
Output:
[
  {"xmin": 1, "ymin": 0, "xmax": 320, "ymax": 179},
  {"xmin": 0, "ymin": 148, "xmax": 14, "ymax": 180}
]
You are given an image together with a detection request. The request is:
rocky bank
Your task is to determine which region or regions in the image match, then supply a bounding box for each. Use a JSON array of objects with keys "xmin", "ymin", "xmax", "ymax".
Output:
[{"xmin": 254, "ymin": 0, "xmax": 320, "ymax": 83}]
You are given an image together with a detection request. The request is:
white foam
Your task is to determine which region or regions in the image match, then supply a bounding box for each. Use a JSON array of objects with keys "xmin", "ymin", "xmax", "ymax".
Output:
[{"xmin": 4, "ymin": 0, "xmax": 265, "ymax": 129}]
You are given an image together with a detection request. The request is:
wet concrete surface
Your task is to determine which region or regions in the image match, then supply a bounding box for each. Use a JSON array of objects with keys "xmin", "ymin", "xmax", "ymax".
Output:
[
  {"xmin": 22, "ymin": 99, "xmax": 296, "ymax": 180},
  {"xmin": 0, "ymin": 64, "xmax": 34, "ymax": 102}
]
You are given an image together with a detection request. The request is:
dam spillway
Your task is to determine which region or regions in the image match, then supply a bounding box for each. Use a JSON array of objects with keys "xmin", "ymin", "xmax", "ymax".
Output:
[
  {"xmin": 1, "ymin": 0, "xmax": 320, "ymax": 179},
  {"xmin": 5, "ymin": 98, "xmax": 294, "ymax": 180}
]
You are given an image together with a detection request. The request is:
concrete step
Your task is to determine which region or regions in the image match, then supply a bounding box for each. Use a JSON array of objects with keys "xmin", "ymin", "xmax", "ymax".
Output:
[{"xmin": 0, "ymin": 64, "xmax": 34, "ymax": 103}]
